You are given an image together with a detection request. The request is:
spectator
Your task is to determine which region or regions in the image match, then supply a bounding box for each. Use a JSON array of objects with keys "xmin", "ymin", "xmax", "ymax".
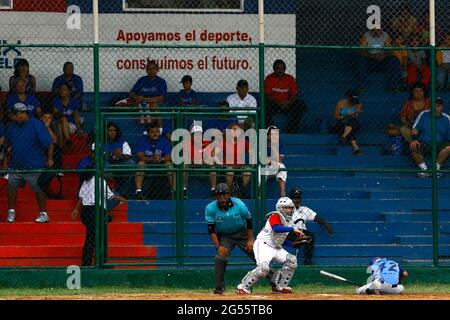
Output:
[
  {"xmin": 436, "ymin": 34, "xmax": 450, "ymax": 91},
  {"xmin": 4, "ymin": 103, "xmax": 53, "ymax": 223},
  {"xmin": 263, "ymin": 126, "xmax": 287, "ymax": 198},
  {"xmin": 71, "ymin": 166, "xmax": 127, "ymax": 266},
  {"xmin": 265, "ymin": 59, "xmax": 308, "ymax": 133},
  {"xmin": 410, "ymin": 97, "xmax": 450, "ymax": 178},
  {"xmin": 105, "ymin": 122, "xmax": 135, "ymax": 199},
  {"xmin": 52, "ymin": 83, "xmax": 83, "ymax": 150},
  {"xmin": 6, "ymin": 79, "xmax": 41, "ymax": 119},
  {"xmin": 52, "ymin": 61, "xmax": 84, "ymax": 105},
  {"xmin": 290, "ymin": 187, "xmax": 333, "ymax": 265},
  {"xmin": 178, "ymin": 75, "xmax": 197, "ymax": 106},
  {"xmin": 130, "ymin": 60, "xmax": 167, "ymax": 127},
  {"xmin": 226, "ymin": 79, "xmax": 257, "ymax": 130},
  {"xmin": 331, "ymin": 90, "xmax": 362, "ymax": 155},
  {"xmin": 390, "ymin": 4, "xmax": 418, "ymax": 40},
  {"xmin": 183, "ymin": 125, "xmax": 217, "ymax": 199},
  {"xmin": 406, "ymin": 35, "xmax": 430, "ymax": 90},
  {"xmin": 417, "ymin": 13, "xmax": 444, "ymax": 45},
  {"xmin": 134, "ymin": 122, "xmax": 174, "ymax": 200},
  {"xmin": 8, "ymin": 59, "xmax": 36, "ymax": 95},
  {"xmin": 400, "ymin": 83, "xmax": 431, "ymax": 142},
  {"xmin": 383, "ymin": 123, "xmax": 405, "ymax": 156},
  {"xmin": 355, "ymin": 27, "xmax": 402, "ymax": 92}
]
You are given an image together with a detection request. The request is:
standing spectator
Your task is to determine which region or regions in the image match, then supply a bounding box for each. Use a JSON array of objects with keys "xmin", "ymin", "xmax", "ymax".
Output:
[
  {"xmin": 9, "ymin": 59, "xmax": 36, "ymax": 95},
  {"xmin": 355, "ymin": 27, "xmax": 402, "ymax": 92},
  {"xmin": 410, "ymin": 97, "xmax": 450, "ymax": 178},
  {"xmin": 399, "ymin": 83, "xmax": 431, "ymax": 142},
  {"xmin": 105, "ymin": 122, "xmax": 135, "ymax": 199},
  {"xmin": 331, "ymin": 90, "xmax": 362, "ymax": 155},
  {"xmin": 4, "ymin": 103, "xmax": 53, "ymax": 223},
  {"xmin": 177, "ymin": 75, "xmax": 197, "ymax": 106},
  {"xmin": 390, "ymin": 4, "xmax": 418, "ymax": 40},
  {"xmin": 263, "ymin": 126, "xmax": 287, "ymax": 198},
  {"xmin": 7, "ymin": 79, "xmax": 41, "ymax": 119},
  {"xmin": 52, "ymin": 83, "xmax": 83, "ymax": 149},
  {"xmin": 290, "ymin": 187, "xmax": 333, "ymax": 265},
  {"xmin": 264, "ymin": 59, "xmax": 308, "ymax": 133},
  {"xmin": 205, "ymin": 183, "xmax": 274, "ymax": 294},
  {"xmin": 130, "ymin": 60, "xmax": 167, "ymax": 127},
  {"xmin": 436, "ymin": 34, "xmax": 450, "ymax": 91},
  {"xmin": 71, "ymin": 167, "xmax": 127, "ymax": 266},
  {"xmin": 226, "ymin": 79, "xmax": 257, "ymax": 130},
  {"xmin": 406, "ymin": 35, "xmax": 430, "ymax": 90},
  {"xmin": 52, "ymin": 61, "xmax": 84, "ymax": 105},
  {"xmin": 134, "ymin": 122, "xmax": 174, "ymax": 200}
]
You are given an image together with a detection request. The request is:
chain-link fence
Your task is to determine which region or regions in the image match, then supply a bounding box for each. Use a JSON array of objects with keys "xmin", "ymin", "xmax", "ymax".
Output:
[{"xmin": 0, "ymin": 0, "xmax": 449, "ymax": 269}]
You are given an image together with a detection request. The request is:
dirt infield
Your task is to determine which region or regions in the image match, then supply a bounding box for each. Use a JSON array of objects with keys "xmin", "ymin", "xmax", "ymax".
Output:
[{"xmin": 4, "ymin": 292, "xmax": 450, "ymax": 300}]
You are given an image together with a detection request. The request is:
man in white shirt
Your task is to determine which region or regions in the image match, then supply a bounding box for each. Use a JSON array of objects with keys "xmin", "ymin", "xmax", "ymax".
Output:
[{"xmin": 226, "ymin": 79, "xmax": 257, "ymax": 129}]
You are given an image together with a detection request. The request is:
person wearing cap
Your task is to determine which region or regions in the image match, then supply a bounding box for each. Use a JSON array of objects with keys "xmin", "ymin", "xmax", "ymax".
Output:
[
  {"xmin": 183, "ymin": 124, "xmax": 217, "ymax": 198},
  {"xmin": 4, "ymin": 103, "xmax": 54, "ymax": 223},
  {"xmin": 178, "ymin": 75, "xmax": 197, "ymax": 106},
  {"xmin": 399, "ymin": 83, "xmax": 431, "ymax": 142},
  {"xmin": 410, "ymin": 97, "xmax": 450, "ymax": 178},
  {"xmin": 225, "ymin": 79, "xmax": 257, "ymax": 130},
  {"xmin": 332, "ymin": 89, "xmax": 363, "ymax": 155},
  {"xmin": 134, "ymin": 122, "xmax": 174, "ymax": 200},
  {"xmin": 6, "ymin": 79, "xmax": 41, "ymax": 120},
  {"xmin": 205, "ymin": 182, "xmax": 274, "ymax": 294},
  {"xmin": 264, "ymin": 126, "xmax": 287, "ymax": 197},
  {"xmin": 289, "ymin": 187, "xmax": 333, "ymax": 265},
  {"xmin": 264, "ymin": 59, "xmax": 308, "ymax": 133},
  {"xmin": 355, "ymin": 26, "xmax": 402, "ymax": 92}
]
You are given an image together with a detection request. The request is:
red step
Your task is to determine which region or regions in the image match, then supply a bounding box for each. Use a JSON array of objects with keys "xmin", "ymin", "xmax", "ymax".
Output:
[
  {"xmin": 0, "ymin": 222, "xmax": 142, "ymax": 234},
  {"xmin": 0, "ymin": 233, "xmax": 143, "ymax": 246}
]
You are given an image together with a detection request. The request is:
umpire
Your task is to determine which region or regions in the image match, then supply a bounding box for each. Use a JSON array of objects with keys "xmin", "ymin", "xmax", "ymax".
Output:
[{"xmin": 205, "ymin": 183, "xmax": 257, "ymax": 294}]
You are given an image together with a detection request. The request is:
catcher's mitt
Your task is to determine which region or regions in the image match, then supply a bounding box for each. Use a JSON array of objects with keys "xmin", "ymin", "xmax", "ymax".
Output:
[{"xmin": 286, "ymin": 231, "xmax": 312, "ymax": 248}]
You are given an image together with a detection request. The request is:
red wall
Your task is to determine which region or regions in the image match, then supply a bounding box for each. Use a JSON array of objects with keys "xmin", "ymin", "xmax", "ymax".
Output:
[{"xmin": 7, "ymin": 0, "xmax": 66, "ymax": 12}]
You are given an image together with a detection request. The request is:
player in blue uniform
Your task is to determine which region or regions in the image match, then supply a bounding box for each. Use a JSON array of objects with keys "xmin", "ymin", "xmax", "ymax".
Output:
[{"xmin": 356, "ymin": 257, "xmax": 408, "ymax": 294}]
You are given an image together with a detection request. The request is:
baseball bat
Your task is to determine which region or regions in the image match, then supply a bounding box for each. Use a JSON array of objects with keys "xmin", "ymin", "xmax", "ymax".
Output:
[{"xmin": 320, "ymin": 270, "xmax": 363, "ymax": 286}]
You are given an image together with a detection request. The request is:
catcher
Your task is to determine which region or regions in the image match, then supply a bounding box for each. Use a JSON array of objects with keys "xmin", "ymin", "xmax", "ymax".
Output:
[{"xmin": 236, "ymin": 197, "xmax": 311, "ymax": 294}]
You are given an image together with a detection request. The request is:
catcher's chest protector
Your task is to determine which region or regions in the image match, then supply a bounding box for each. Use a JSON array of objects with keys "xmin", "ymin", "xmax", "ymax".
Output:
[{"xmin": 258, "ymin": 212, "xmax": 291, "ymax": 248}]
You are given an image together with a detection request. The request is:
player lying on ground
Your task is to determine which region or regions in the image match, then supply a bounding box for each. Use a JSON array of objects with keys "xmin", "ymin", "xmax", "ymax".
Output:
[
  {"xmin": 356, "ymin": 257, "xmax": 408, "ymax": 294},
  {"xmin": 236, "ymin": 197, "xmax": 311, "ymax": 294}
]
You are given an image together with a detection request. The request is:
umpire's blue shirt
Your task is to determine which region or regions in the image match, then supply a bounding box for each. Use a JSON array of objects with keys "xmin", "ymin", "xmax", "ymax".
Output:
[
  {"xmin": 205, "ymin": 197, "xmax": 251, "ymax": 234},
  {"xmin": 6, "ymin": 118, "xmax": 52, "ymax": 169}
]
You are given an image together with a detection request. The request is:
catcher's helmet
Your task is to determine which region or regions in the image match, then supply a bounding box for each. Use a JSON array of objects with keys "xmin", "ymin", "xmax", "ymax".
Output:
[
  {"xmin": 276, "ymin": 197, "xmax": 295, "ymax": 222},
  {"xmin": 289, "ymin": 187, "xmax": 302, "ymax": 199},
  {"xmin": 215, "ymin": 183, "xmax": 230, "ymax": 195}
]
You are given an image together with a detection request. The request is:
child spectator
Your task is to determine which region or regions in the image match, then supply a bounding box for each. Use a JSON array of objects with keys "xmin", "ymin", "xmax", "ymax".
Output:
[
  {"xmin": 9, "ymin": 59, "xmax": 36, "ymax": 95},
  {"xmin": 178, "ymin": 75, "xmax": 197, "ymax": 106},
  {"xmin": 407, "ymin": 35, "xmax": 430, "ymax": 90},
  {"xmin": 383, "ymin": 123, "xmax": 405, "ymax": 156}
]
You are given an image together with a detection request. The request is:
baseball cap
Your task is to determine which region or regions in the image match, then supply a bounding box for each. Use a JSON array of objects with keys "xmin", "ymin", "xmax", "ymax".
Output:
[
  {"xmin": 289, "ymin": 187, "xmax": 302, "ymax": 198},
  {"xmin": 180, "ymin": 75, "xmax": 192, "ymax": 83},
  {"xmin": 190, "ymin": 125, "xmax": 203, "ymax": 134},
  {"xmin": 237, "ymin": 79, "xmax": 249, "ymax": 87},
  {"xmin": 13, "ymin": 102, "xmax": 27, "ymax": 112},
  {"xmin": 215, "ymin": 183, "xmax": 230, "ymax": 195},
  {"xmin": 437, "ymin": 97, "xmax": 444, "ymax": 104}
]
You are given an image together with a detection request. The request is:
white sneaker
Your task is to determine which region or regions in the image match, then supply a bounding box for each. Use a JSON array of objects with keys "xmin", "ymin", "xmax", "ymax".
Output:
[
  {"xmin": 35, "ymin": 212, "xmax": 50, "ymax": 223},
  {"xmin": 437, "ymin": 172, "xmax": 444, "ymax": 179},
  {"xmin": 7, "ymin": 210, "xmax": 15, "ymax": 223},
  {"xmin": 417, "ymin": 172, "xmax": 431, "ymax": 178}
]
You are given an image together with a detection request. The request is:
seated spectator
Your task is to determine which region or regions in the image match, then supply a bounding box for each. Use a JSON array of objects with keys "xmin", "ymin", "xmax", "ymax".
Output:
[
  {"xmin": 4, "ymin": 103, "xmax": 53, "ymax": 223},
  {"xmin": 331, "ymin": 90, "xmax": 362, "ymax": 155},
  {"xmin": 262, "ymin": 126, "xmax": 287, "ymax": 197},
  {"xmin": 52, "ymin": 61, "xmax": 85, "ymax": 106},
  {"xmin": 52, "ymin": 83, "xmax": 83, "ymax": 150},
  {"xmin": 354, "ymin": 27, "xmax": 402, "ymax": 92},
  {"xmin": 105, "ymin": 122, "xmax": 135, "ymax": 199},
  {"xmin": 399, "ymin": 83, "xmax": 430, "ymax": 142},
  {"xmin": 406, "ymin": 35, "xmax": 430, "ymax": 90},
  {"xmin": 264, "ymin": 59, "xmax": 308, "ymax": 133},
  {"xmin": 134, "ymin": 122, "xmax": 174, "ymax": 200},
  {"xmin": 130, "ymin": 60, "xmax": 167, "ymax": 127},
  {"xmin": 390, "ymin": 4, "xmax": 418, "ymax": 40},
  {"xmin": 383, "ymin": 123, "xmax": 405, "ymax": 156},
  {"xmin": 392, "ymin": 35, "xmax": 408, "ymax": 84},
  {"xmin": 71, "ymin": 166, "xmax": 127, "ymax": 266},
  {"xmin": 178, "ymin": 75, "xmax": 197, "ymax": 106},
  {"xmin": 226, "ymin": 79, "xmax": 257, "ymax": 130},
  {"xmin": 9, "ymin": 59, "xmax": 36, "ymax": 95},
  {"xmin": 410, "ymin": 97, "xmax": 450, "ymax": 178},
  {"xmin": 6, "ymin": 79, "xmax": 41, "ymax": 119},
  {"xmin": 216, "ymin": 122, "xmax": 252, "ymax": 198},
  {"xmin": 183, "ymin": 125, "xmax": 217, "ymax": 198},
  {"xmin": 436, "ymin": 34, "xmax": 450, "ymax": 91}
]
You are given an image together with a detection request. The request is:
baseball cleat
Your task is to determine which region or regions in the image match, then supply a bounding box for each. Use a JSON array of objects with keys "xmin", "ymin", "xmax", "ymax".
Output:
[
  {"xmin": 272, "ymin": 284, "xmax": 293, "ymax": 294},
  {"xmin": 365, "ymin": 288, "xmax": 381, "ymax": 295},
  {"xmin": 213, "ymin": 287, "xmax": 224, "ymax": 294},
  {"xmin": 235, "ymin": 284, "xmax": 251, "ymax": 294}
]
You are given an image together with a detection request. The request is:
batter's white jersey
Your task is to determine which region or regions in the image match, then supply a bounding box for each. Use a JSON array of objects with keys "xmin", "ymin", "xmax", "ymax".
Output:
[
  {"xmin": 291, "ymin": 206, "xmax": 317, "ymax": 230},
  {"xmin": 256, "ymin": 212, "xmax": 291, "ymax": 249}
]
